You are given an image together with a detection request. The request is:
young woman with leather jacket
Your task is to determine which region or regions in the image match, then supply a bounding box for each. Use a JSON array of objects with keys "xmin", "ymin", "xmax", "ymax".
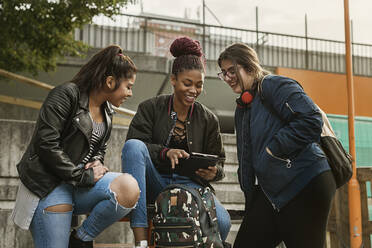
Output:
[
  {"xmin": 12, "ymin": 45, "xmax": 140, "ymax": 248},
  {"xmin": 121, "ymin": 37, "xmax": 231, "ymax": 248},
  {"xmin": 217, "ymin": 43, "xmax": 336, "ymax": 248}
]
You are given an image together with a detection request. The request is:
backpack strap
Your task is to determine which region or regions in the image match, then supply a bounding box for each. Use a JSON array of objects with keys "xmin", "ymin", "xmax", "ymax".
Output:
[
  {"xmin": 257, "ymin": 75, "xmax": 304, "ymax": 122},
  {"xmin": 257, "ymin": 75, "xmax": 283, "ymax": 122},
  {"xmin": 162, "ymin": 184, "xmax": 209, "ymax": 213}
]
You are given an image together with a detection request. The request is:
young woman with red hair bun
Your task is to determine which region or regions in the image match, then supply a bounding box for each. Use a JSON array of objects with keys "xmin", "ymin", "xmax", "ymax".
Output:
[{"xmin": 121, "ymin": 36, "xmax": 231, "ymax": 248}]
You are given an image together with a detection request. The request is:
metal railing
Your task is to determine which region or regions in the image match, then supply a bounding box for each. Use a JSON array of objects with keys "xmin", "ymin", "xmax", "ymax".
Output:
[
  {"xmin": 75, "ymin": 13, "xmax": 372, "ymax": 77},
  {"xmin": 0, "ymin": 69, "xmax": 135, "ymax": 126}
]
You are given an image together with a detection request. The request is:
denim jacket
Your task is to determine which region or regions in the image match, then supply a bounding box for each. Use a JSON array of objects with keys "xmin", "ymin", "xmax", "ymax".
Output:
[{"xmin": 235, "ymin": 75, "xmax": 330, "ymax": 210}]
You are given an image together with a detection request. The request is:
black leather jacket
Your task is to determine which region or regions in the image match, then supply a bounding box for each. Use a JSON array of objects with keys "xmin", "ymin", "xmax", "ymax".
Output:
[
  {"xmin": 17, "ymin": 83, "xmax": 114, "ymax": 198},
  {"xmin": 126, "ymin": 94, "xmax": 225, "ymax": 189}
]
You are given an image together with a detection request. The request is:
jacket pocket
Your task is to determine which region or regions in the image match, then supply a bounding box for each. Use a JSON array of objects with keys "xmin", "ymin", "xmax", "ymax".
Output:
[
  {"xmin": 265, "ymin": 147, "xmax": 291, "ymax": 168},
  {"xmin": 255, "ymin": 148, "xmax": 297, "ymax": 196}
]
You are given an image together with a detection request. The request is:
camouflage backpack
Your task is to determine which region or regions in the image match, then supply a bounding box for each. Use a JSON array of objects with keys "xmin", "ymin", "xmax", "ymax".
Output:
[{"xmin": 152, "ymin": 184, "xmax": 224, "ymax": 248}]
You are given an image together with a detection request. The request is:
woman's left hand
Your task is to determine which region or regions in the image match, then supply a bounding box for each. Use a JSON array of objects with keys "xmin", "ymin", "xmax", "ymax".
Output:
[
  {"xmin": 195, "ymin": 166, "xmax": 217, "ymax": 181},
  {"xmin": 85, "ymin": 160, "xmax": 105, "ymax": 170}
]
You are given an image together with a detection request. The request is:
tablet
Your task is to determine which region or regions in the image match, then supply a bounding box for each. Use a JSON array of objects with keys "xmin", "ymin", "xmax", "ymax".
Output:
[{"xmin": 176, "ymin": 152, "xmax": 224, "ymax": 176}]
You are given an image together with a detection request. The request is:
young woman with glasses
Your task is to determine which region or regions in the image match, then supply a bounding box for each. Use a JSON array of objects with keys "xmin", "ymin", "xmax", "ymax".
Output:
[
  {"xmin": 12, "ymin": 45, "xmax": 140, "ymax": 248},
  {"xmin": 121, "ymin": 36, "xmax": 231, "ymax": 248},
  {"xmin": 217, "ymin": 43, "xmax": 336, "ymax": 248}
]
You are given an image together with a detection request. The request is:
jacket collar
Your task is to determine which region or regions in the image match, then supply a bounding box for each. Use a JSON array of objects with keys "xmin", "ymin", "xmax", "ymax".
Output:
[
  {"xmin": 167, "ymin": 94, "xmax": 195, "ymax": 119},
  {"xmin": 75, "ymin": 89, "xmax": 113, "ymax": 144},
  {"xmin": 79, "ymin": 90, "xmax": 89, "ymax": 110}
]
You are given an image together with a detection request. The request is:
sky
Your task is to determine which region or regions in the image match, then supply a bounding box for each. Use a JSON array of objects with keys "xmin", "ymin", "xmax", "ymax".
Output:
[{"xmin": 123, "ymin": 0, "xmax": 372, "ymax": 44}]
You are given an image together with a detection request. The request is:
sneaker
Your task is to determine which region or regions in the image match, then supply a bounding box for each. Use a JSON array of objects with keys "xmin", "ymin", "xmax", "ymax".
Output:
[
  {"xmin": 69, "ymin": 229, "xmax": 93, "ymax": 248},
  {"xmin": 134, "ymin": 240, "xmax": 148, "ymax": 248}
]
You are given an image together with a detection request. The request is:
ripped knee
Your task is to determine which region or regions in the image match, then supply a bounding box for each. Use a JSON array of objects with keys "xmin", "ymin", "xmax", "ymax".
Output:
[
  {"xmin": 110, "ymin": 173, "xmax": 140, "ymax": 208},
  {"xmin": 44, "ymin": 204, "xmax": 73, "ymax": 213}
]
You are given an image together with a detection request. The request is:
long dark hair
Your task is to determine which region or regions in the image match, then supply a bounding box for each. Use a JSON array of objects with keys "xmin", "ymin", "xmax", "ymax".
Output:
[
  {"xmin": 170, "ymin": 37, "xmax": 205, "ymax": 77},
  {"xmin": 71, "ymin": 45, "xmax": 137, "ymax": 92},
  {"xmin": 218, "ymin": 43, "xmax": 269, "ymax": 84}
]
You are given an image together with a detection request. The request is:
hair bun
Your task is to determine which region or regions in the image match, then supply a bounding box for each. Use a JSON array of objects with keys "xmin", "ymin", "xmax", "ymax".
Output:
[{"xmin": 170, "ymin": 37, "xmax": 203, "ymax": 58}]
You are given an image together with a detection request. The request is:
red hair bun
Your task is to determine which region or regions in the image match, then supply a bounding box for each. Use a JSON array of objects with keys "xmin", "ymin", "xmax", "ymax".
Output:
[{"xmin": 170, "ymin": 37, "xmax": 203, "ymax": 58}]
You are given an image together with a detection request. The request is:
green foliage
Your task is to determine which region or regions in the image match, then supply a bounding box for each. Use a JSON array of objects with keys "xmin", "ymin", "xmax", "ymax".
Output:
[{"xmin": 0, "ymin": 0, "xmax": 135, "ymax": 74}]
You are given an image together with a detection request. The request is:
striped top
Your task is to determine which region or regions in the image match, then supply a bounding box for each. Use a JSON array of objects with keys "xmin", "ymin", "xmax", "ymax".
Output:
[{"xmin": 81, "ymin": 120, "xmax": 106, "ymax": 164}]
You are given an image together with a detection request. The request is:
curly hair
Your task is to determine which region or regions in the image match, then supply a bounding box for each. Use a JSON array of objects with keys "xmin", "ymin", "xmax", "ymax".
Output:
[{"xmin": 170, "ymin": 37, "xmax": 205, "ymax": 77}]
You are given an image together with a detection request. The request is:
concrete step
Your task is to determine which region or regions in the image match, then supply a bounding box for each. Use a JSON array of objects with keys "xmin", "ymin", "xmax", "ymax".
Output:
[
  {"xmin": 220, "ymin": 164, "xmax": 238, "ymax": 183},
  {"xmin": 225, "ymin": 219, "xmax": 243, "ymax": 245},
  {"xmin": 224, "ymin": 150, "xmax": 238, "ymax": 165},
  {"xmin": 0, "ymin": 120, "xmax": 34, "ymax": 178},
  {"xmin": 94, "ymin": 244, "xmax": 132, "ymax": 248},
  {"xmin": 212, "ymin": 183, "xmax": 245, "ymax": 205},
  {"xmin": 222, "ymin": 134, "xmax": 236, "ymax": 145},
  {"xmin": 0, "ymin": 209, "xmax": 33, "ymax": 248},
  {"xmin": 0, "ymin": 178, "xmax": 19, "ymax": 203}
]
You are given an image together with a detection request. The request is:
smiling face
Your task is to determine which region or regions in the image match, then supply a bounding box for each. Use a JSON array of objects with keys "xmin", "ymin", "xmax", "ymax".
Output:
[
  {"xmin": 106, "ymin": 74, "xmax": 136, "ymax": 107},
  {"xmin": 171, "ymin": 69, "xmax": 204, "ymax": 109},
  {"xmin": 219, "ymin": 59, "xmax": 255, "ymax": 94}
]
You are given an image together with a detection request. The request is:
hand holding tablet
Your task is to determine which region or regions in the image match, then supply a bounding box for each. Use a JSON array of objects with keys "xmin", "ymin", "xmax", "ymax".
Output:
[{"xmin": 176, "ymin": 152, "xmax": 225, "ymax": 176}]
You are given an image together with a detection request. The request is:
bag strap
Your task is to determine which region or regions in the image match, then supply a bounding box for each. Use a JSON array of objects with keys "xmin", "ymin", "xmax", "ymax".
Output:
[
  {"xmin": 162, "ymin": 184, "xmax": 207, "ymax": 212},
  {"xmin": 258, "ymin": 75, "xmax": 305, "ymax": 123},
  {"xmin": 257, "ymin": 76, "xmax": 284, "ymax": 122},
  {"xmin": 162, "ymin": 184, "xmax": 216, "ymax": 229}
]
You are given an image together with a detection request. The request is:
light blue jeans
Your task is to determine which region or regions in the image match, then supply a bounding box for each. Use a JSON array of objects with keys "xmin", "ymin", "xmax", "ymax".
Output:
[
  {"xmin": 121, "ymin": 139, "xmax": 231, "ymax": 241},
  {"xmin": 30, "ymin": 172, "xmax": 133, "ymax": 248}
]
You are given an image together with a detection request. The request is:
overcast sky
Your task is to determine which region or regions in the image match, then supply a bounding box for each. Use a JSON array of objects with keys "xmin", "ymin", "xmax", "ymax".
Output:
[{"xmin": 123, "ymin": 0, "xmax": 372, "ymax": 44}]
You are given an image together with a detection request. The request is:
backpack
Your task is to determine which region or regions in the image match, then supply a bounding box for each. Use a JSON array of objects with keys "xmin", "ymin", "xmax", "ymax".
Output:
[
  {"xmin": 258, "ymin": 76, "xmax": 353, "ymax": 188},
  {"xmin": 152, "ymin": 184, "xmax": 224, "ymax": 248}
]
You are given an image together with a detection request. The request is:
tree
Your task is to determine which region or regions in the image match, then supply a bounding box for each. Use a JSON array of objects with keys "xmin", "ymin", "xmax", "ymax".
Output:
[{"xmin": 0, "ymin": 0, "xmax": 135, "ymax": 74}]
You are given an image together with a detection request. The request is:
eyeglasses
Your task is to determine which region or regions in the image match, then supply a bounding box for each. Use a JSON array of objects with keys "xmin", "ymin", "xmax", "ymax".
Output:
[{"xmin": 217, "ymin": 66, "xmax": 236, "ymax": 81}]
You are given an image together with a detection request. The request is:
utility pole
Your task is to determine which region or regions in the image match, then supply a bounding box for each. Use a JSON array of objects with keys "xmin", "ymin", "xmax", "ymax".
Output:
[{"xmin": 343, "ymin": 0, "xmax": 363, "ymax": 247}]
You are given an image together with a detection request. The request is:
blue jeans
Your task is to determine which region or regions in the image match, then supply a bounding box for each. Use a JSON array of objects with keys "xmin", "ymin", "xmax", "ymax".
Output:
[
  {"xmin": 121, "ymin": 139, "xmax": 231, "ymax": 241},
  {"xmin": 30, "ymin": 172, "xmax": 133, "ymax": 248}
]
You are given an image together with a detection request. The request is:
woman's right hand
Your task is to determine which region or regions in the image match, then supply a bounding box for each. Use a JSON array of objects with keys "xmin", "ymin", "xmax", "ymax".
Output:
[
  {"xmin": 92, "ymin": 165, "xmax": 109, "ymax": 182},
  {"xmin": 166, "ymin": 149, "xmax": 190, "ymax": 169}
]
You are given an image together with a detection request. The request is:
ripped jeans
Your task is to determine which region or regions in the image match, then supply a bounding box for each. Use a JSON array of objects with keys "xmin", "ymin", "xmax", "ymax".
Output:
[{"xmin": 30, "ymin": 172, "xmax": 133, "ymax": 248}]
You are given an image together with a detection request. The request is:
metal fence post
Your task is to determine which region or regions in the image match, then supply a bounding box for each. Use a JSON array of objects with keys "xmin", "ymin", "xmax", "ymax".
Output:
[
  {"xmin": 305, "ymin": 14, "xmax": 309, "ymax": 69},
  {"xmin": 256, "ymin": 6, "xmax": 259, "ymax": 53},
  {"xmin": 202, "ymin": 0, "xmax": 206, "ymax": 51},
  {"xmin": 143, "ymin": 17, "xmax": 148, "ymax": 53}
]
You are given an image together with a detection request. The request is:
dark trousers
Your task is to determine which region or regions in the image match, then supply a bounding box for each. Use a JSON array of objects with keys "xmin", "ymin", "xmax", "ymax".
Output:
[{"xmin": 234, "ymin": 170, "xmax": 336, "ymax": 248}]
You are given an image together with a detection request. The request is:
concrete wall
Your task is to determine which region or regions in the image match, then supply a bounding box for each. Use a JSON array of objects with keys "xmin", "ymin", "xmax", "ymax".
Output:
[{"xmin": 0, "ymin": 119, "xmax": 243, "ymax": 247}]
